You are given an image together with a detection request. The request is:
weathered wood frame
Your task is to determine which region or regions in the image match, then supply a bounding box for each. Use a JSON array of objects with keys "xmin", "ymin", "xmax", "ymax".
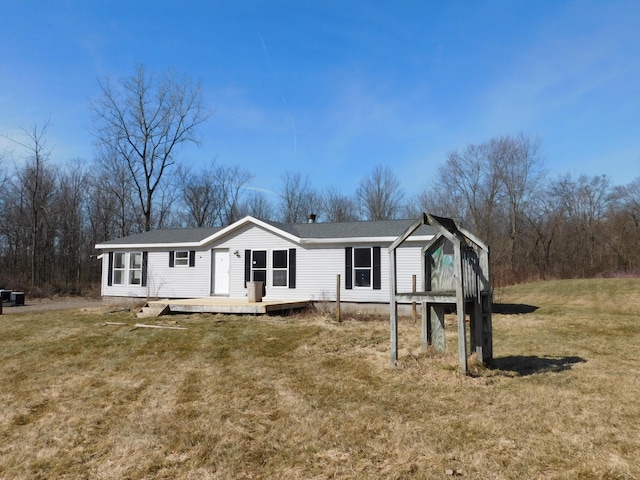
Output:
[{"xmin": 389, "ymin": 213, "xmax": 492, "ymax": 372}]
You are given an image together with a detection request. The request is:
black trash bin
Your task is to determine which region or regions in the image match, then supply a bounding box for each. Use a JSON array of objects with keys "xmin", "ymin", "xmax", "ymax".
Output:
[
  {"xmin": 10, "ymin": 292, "xmax": 25, "ymax": 306},
  {"xmin": 0, "ymin": 289, "xmax": 11, "ymax": 303}
]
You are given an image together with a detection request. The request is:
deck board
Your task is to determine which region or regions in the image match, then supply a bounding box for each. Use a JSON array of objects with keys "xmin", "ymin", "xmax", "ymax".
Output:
[{"xmin": 147, "ymin": 298, "xmax": 310, "ymax": 315}]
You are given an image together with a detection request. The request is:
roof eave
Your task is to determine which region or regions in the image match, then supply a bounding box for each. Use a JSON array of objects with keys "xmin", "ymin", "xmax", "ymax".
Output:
[
  {"xmin": 302, "ymin": 234, "xmax": 434, "ymax": 245},
  {"xmin": 95, "ymin": 241, "xmax": 203, "ymax": 250}
]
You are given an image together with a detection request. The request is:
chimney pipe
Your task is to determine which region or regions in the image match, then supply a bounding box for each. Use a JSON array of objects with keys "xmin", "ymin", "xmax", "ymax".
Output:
[{"xmin": 307, "ymin": 214, "xmax": 317, "ymax": 223}]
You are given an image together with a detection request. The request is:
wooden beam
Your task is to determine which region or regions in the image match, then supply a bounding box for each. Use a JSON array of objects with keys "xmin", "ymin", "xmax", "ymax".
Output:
[
  {"xmin": 133, "ymin": 323, "xmax": 188, "ymax": 330},
  {"xmin": 395, "ymin": 292, "xmax": 456, "ymax": 303},
  {"xmin": 388, "ymin": 213, "xmax": 428, "ymax": 252}
]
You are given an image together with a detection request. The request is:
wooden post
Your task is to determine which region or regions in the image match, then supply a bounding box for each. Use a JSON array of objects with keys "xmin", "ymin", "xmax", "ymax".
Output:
[
  {"xmin": 336, "ymin": 274, "xmax": 341, "ymax": 323},
  {"xmin": 455, "ymin": 242, "xmax": 468, "ymax": 373},
  {"xmin": 412, "ymin": 274, "xmax": 417, "ymax": 323},
  {"xmin": 389, "ymin": 249, "xmax": 398, "ymax": 366},
  {"xmin": 430, "ymin": 304, "xmax": 446, "ymax": 352},
  {"xmin": 421, "ymin": 301, "xmax": 428, "ymax": 350}
]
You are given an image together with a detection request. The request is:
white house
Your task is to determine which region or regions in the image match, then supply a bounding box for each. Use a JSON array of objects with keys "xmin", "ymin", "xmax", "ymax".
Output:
[{"xmin": 95, "ymin": 216, "xmax": 437, "ymax": 305}]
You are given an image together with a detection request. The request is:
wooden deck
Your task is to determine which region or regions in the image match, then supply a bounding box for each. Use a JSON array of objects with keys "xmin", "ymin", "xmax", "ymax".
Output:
[{"xmin": 147, "ymin": 298, "xmax": 311, "ymax": 315}]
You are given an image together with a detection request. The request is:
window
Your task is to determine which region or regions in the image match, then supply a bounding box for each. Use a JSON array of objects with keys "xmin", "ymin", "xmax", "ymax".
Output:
[
  {"xmin": 353, "ymin": 247, "xmax": 372, "ymax": 287},
  {"xmin": 272, "ymin": 250, "xmax": 288, "ymax": 286},
  {"xmin": 169, "ymin": 250, "xmax": 195, "ymax": 268},
  {"xmin": 113, "ymin": 252, "xmax": 126, "ymax": 286},
  {"xmin": 129, "ymin": 252, "xmax": 142, "ymax": 285},
  {"xmin": 345, "ymin": 246, "xmax": 381, "ymax": 290},
  {"xmin": 109, "ymin": 251, "xmax": 147, "ymax": 287},
  {"xmin": 244, "ymin": 249, "xmax": 296, "ymax": 290},
  {"xmin": 175, "ymin": 250, "xmax": 190, "ymax": 267},
  {"xmin": 251, "ymin": 250, "xmax": 267, "ymax": 284}
]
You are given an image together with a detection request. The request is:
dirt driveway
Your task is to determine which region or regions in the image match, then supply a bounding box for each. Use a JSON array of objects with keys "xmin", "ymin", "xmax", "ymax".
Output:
[{"xmin": 0, "ymin": 297, "xmax": 106, "ymax": 315}]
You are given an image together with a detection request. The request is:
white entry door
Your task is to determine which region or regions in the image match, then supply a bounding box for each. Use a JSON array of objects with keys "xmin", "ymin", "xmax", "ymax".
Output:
[{"xmin": 212, "ymin": 250, "xmax": 230, "ymax": 295}]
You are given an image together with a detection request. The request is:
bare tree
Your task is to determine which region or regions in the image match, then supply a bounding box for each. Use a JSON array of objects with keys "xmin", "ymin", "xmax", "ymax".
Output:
[
  {"xmin": 491, "ymin": 134, "xmax": 546, "ymax": 269},
  {"xmin": 549, "ymin": 174, "xmax": 614, "ymax": 276},
  {"xmin": 216, "ymin": 164, "xmax": 253, "ymax": 225},
  {"xmin": 437, "ymin": 143, "xmax": 504, "ymax": 245},
  {"xmin": 93, "ymin": 149, "xmax": 141, "ymax": 236},
  {"xmin": 179, "ymin": 164, "xmax": 222, "ymax": 227},
  {"xmin": 356, "ymin": 164, "xmax": 404, "ymax": 220},
  {"xmin": 91, "ymin": 64, "xmax": 208, "ymax": 231},
  {"xmin": 522, "ymin": 180, "xmax": 565, "ymax": 277},
  {"xmin": 5, "ymin": 122, "xmax": 58, "ymax": 287},
  {"xmin": 279, "ymin": 171, "xmax": 323, "ymax": 223},
  {"xmin": 323, "ymin": 187, "xmax": 359, "ymax": 222},
  {"xmin": 54, "ymin": 160, "xmax": 89, "ymax": 290},
  {"xmin": 242, "ymin": 190, "xmax": 275, "ymax": 221}
]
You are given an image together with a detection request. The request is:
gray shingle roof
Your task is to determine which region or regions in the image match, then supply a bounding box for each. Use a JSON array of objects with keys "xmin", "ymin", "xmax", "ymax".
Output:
[
  {"xmin": 96, "ymin": 217, "xmax": 437, "ymax": 247},
  {"xmin": 98, "ymin": 227, "xmax": 222, "ymax": 246},
  {"xmin": 261, "ymin": 218, "xmax": 436, "ymax": 239}
]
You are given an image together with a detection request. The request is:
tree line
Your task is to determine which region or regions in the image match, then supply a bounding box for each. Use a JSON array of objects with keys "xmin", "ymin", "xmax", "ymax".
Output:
[{"xmin": 0, "ymin": 65, "xmax": 638, "ymax": 294}]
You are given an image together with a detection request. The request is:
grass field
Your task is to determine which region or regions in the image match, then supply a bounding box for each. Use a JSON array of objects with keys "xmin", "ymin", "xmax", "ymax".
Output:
[{"xmin": 1, "ymin": 278, "xmax": 639, "ymax": 479}]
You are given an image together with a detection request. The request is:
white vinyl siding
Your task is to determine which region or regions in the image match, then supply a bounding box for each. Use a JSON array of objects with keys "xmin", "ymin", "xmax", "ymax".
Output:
[{"xmin": 100, "ymin": 222, "xmax": 429, "ymax": 303}]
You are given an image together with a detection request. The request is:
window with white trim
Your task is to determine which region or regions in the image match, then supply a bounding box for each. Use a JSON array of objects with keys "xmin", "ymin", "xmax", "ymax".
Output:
[
  {"xmin": 129, "ymin": 252, "xmax": 142, "ymax": 285},
  {"xmin": 353, "ymin": 247, "xmax": 372, "ymax": 288},
  {"xmin": 174, "ymin": 250, "xmax": 190, "ymax": 267},
  {"xmin": 109, "ymin": 251, "xmax": 146, "ymax": 287},
  {"xmin": 272, "ymin": 250, "xmax": 288, "ymax": 287},
  {"xmin": 251, "ymin": 250, "xmax": 267, "ymax": 284},
  {"xmin": 113, "ymin": 252, "xmax": 126, "ymax": 286}
]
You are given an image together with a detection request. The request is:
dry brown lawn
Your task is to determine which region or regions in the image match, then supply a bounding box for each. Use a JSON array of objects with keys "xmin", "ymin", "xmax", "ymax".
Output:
[{"xmin": 1, "ymin": 278, "xmax": 639, "ymax": 479}]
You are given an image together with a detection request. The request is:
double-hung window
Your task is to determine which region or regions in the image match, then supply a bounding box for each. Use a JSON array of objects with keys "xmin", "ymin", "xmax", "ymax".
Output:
[
  {"xmin": 129, "ymin": 252, "xmax": 142, "ymax": 285},
  {"xmin": 345, "ymin": 246, "xmax": 381, "ymax": 290},
  {"xmin": 251, "ymin": 250, "xmax": 267, "ymax": 284},
  {"xmin": 353, "ymin": 247, "xmax": 372, "ymax": 287},
  {"xmin": 272, "ymin": 250, "xmax": 288, "ymax": 287},
  {"xmin": 174, "ymin": 250, "xmax": 190, "ymax": 267},
  {"xmin": 113, "ymin": 252, "xmax": 126, "ymax": 286}
]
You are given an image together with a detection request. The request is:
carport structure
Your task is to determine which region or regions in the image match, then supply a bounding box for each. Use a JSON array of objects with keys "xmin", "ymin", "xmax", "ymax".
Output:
[{"xmin": 389, "ymin": 213, "xmax": 492, "ymax": 372}]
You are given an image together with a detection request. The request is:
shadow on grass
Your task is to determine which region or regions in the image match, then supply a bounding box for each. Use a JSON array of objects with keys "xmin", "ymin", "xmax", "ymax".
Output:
[
  {"xmin": 492, "ymin": 303, "xmax": 539, "ymax": 314},
  {"xmin": 491, "ymin": 355, "xmax": 586, "ymax": 376}
]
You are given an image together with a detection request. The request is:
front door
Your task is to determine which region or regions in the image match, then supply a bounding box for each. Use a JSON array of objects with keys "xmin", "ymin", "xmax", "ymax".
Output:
[{"xmin": 211, "ymin": 249, "xmax": 230, "ymax": 295}]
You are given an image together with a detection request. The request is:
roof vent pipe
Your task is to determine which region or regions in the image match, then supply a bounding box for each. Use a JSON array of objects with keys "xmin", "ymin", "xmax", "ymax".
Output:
[{"xmin": 307, "ymin": 214, "xmax": 317, "ymax": 223}]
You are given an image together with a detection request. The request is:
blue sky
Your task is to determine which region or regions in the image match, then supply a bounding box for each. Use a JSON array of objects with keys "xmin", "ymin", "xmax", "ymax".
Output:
[{"xmin": 1, "ymin": 1, "xmax": 639, "ymax": 198}]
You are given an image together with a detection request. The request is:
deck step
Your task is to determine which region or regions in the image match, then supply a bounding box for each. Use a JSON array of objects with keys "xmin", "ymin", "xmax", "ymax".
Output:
[{"xmin": 136, "ymin": 303, "xmax": 170, "ymax": 318}]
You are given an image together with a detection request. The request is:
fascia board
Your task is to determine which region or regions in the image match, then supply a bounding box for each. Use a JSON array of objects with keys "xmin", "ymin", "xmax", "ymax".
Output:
[
  {"xmin": 94, "ymin": 241, "xmax": 202, "ymax": 250},
  {"xmin": 301, "ymin": 235, "xmax": 434, "ymax": 245}
]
